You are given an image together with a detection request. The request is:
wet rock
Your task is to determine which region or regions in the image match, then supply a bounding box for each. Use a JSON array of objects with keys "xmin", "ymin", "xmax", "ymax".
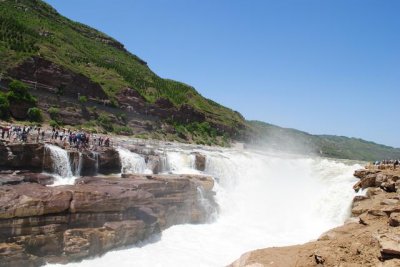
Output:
[
  {"xmin": 0, "ymin": 174, "xmax": 24, "ymax": 185},
  {"xmin": 193, "ymin": 152, "xmax": 206, "ymax": 171},
  {"xmin": 0, "ymin": 175, "xmax": 216, "ymax": 265},
  {"xmin": 98, "ymin": 148, "xmax": 121, "ymax": 174},
  {"xmin": 0, "ymin": 243, "xmax": 43, "ymax": 267},
  {"xmin": 80, "ymin": 152, "xmax": 98, "ymax": 176},
  {"xmin": 146, "ymin": 155, "xmax": 161, "ymax": 174},
  {"xmin": 22, "ymin": 173, "xmax": 54, "ymax": 185},
  {"xmin": 0, "ymin": 143, "xmax": 44, "ymax": 172}
]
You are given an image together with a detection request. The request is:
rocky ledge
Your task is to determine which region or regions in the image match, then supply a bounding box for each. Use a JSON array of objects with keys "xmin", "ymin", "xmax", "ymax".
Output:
[
  {"xmin": 231, "ymin": 167, "xmax": 400, "ymax": 267},
  {"xmin": 0, "ymin": 174, "xmax": 216, "ymax": 267}
]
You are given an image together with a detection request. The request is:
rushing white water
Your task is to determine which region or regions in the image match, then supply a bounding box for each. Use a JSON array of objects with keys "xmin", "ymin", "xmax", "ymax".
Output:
[
  {"xmin": 165, "ymin": 151, "xmax": 198, "ymax": 174},
  {"xmin": 47, "ymin": 148, "xmax": 362, "ymax": 267},
  {"xmin": 44, "ymin": 144, "xmax": 75, "ymax": 185},
  {"xmin": 117, "ymin": 147, "xmax": 151, "ymax": 174},
  {"xmin": 70, "ymin": 152, "xmax": 83, "ymax": 177}
]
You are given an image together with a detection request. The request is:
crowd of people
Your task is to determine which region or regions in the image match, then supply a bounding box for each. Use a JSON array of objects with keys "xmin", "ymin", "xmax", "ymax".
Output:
[
  {"xmin": 0, "ymin": 124, "xmax": 113, "ymax": 151},
  {"xmin": 372, "ymin": 159, "xmax": 400, "ymax": 170}
]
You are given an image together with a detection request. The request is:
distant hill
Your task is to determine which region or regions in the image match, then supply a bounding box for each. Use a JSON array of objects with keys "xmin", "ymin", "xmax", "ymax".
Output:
[{"xmin": 247, "ymin": 121, "xmax": 400, "ymax": 161}]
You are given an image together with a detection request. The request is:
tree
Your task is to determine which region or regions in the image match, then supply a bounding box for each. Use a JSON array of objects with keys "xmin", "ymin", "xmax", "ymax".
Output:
[{"xmin": 27, "ymin": 107, "xmax": 43, "ymax": 122}]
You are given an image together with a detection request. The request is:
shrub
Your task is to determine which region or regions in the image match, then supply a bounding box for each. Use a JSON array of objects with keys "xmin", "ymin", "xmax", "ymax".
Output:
[
  {"xmin": 113, "ymin": 125, "xmax": 133, "ymax": 135},
  {"xmin": 8, "ymin": 80, "xmax": 36, "ymax": 104},
  {"xmin": 27, "ymin": 107, "xmax": 43, "ymax": 122},
  {"xmin": 97, "ymin": 113, "xmax": 113, "ymax": 132},
  {"xmin": 116, "ymin": 112, "xmax": 126, "ymax": 122},
  {"xmin": 79, "ymin": 95, "xmax": 88, "ymax": 104},
  {"xmin": 49, "ymin": 120, "xmax": 59, "ymax": 128},
  {"xmin": 48, "ymin": 107, "xmax": 60, "ymax": 120}
]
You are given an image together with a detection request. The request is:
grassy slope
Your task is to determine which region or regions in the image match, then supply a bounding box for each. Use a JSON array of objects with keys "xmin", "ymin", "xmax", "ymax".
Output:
[
  {"xmin": 248, "ymin": 120, "xmax": 400, "ymax": 161},
  {"xmin": 0, "ymin": 0, "xmax": 244, "ymax": 130}
]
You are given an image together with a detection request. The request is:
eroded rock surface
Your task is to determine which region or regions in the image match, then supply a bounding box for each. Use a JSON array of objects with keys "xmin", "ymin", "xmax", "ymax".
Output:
[{"xmin": 0, "ymin": 174, "xmax": 216, "ymax": 267}]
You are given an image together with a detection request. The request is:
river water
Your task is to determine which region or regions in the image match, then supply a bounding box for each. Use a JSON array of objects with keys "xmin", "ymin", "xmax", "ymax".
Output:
[{"xmin": 46, "ymin": 145, "xmax": 362, "ymax": 267}]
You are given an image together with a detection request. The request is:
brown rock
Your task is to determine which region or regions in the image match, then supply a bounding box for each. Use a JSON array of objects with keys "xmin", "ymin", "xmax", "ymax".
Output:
[
  {"xmin": 354, "ymin": 168, "xmax": 380, "ymax": 179},
  {"xmin": 0, "ymin": 174, "xmax": 216, "ymax": 265},
  {"xmin": 193, "ymin": 152, "xmax": 206, "ymax": 171},
  {"xmin": 0, "ymin": 184, "xmax": 72, "ymax": 219},
  {"xmin": 0, "ymin": 243, "xmax": 43, "ymax": 267},
  {"xmin": 9, "ymin": 100, "xmax": 34, "ymax": 120},
  {"xmin": 98, "ymin": 148, "xmax": 121, "ymax": 174},
  {"xmin": 389, "ymin": 213, "xmax": 400, "ymax": 227},
  {"xmin": 22, "ymin": 173, "xmax": 54, "ymax": 185},
  {"xmin": 377, "ymin": 234, "xmax": 400, "ymax": 258},
  {"xmin": 8, "ymin": 56, "xmax": 108, "ymax": 100},
  {"xmin": 0, "ymin": 143, "xmax": 44, "ymax": 172}
]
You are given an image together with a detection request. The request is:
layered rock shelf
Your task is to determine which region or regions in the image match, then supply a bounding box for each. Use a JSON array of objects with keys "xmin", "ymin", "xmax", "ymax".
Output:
[
  {"xmin": 0, "ymin": 141, "xmax": 216, "ymax": 267},
  {"xmin": 0, "ymin": 174, "xmax": 216, "ymax": 267},
  {"xmin": 231, "ymin": 167, "xmax": 400, "ymax": 267}
]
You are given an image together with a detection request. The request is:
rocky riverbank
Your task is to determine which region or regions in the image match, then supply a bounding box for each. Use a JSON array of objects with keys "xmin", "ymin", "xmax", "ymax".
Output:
[
  {"xmin": 231, "ymin": 167, "xmax": 400, "ymax": 267},
  {"xmin": 0, "ymin": 174, "xmax": 216, "ymax": 267},
  {"xmin": 0, "ymin": 141, "xmax": 217, "ymax": 267}
]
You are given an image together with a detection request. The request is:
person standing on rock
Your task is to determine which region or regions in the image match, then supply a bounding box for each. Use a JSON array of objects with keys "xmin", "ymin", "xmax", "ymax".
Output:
[{"xmin": 394, "ymin": 160, "xmax": 399, "ymax": 170}]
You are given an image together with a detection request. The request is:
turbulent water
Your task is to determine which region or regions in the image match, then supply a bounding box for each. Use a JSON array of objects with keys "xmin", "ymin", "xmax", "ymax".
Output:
[
  {"xmin": 47, "ymin": 145, "xmax": 361, "ymax": 267},
  {"xmin": 117, "ymin": 147, "xmax": 150, "ymax": 174},
  {"xmin": 44, "ymin": 144, "xmax": 76, "ymax": 185}
]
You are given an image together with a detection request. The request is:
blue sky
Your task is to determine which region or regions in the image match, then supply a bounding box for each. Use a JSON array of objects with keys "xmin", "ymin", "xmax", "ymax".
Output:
[{"xmin": 44, "ymin": 0, "xmax": 400, "ymax": 147}]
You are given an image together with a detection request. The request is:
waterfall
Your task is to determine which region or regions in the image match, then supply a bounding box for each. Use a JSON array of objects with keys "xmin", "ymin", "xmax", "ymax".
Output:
[
  {"xmin": 44, "ymin": 144, "xmax": 74, "ymax": 185},
  {"xmin": 159, "ymin": 153, "xmax": 168, "ymax": 173},
  {"xmin": 71, "ymin": 152, "xmax": 83, "ymax": 177},
  {"xmin": 47, "ymin": 148, "xmax": 362, "ymax": 267},
  {"xmin": 164, "ymin": 151, "xmax": 197, "ymax": 174},
  {"xmin": 117, "ymin": 147, "xmax": 149, "ymax": 174},
  {"xmin": 92, "ymin": 151, "xmax": 99, "ymax": 175}
]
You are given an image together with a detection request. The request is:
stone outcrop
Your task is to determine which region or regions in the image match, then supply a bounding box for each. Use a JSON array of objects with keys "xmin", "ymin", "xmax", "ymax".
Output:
[
  {"xmin": 0, "ymin": 172, "xmax": 54, "ymax": 186},
  {"xmin": 231, "ymin": 167, "xmax": 400, "ymax": 267},
  {"xmin": 0, "ymin": 142, "xmax": 44, "ymax": 172},
  {"xmin": 8, "ymin": 57, "xmax": 108, "ymax": 100},
  {"xmin": 0, "ymin": 142, "xmax": 122, "ymax": 177},
  {"xmin": 98, "ymin": 148, "xmax": 121, "ymax": 174},
  {"xmin": 0, "ymin": 174, "xmax": 216, "ymax": 266},
  {"xmin": 193, "ymin": 152, "xmax": 206, "ymax": 171}
]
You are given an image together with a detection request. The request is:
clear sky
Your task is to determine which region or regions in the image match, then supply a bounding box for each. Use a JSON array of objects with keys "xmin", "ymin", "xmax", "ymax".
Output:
[{"xmin": 43, "ymin": 0, "xmax": 400, "ymax": 147}]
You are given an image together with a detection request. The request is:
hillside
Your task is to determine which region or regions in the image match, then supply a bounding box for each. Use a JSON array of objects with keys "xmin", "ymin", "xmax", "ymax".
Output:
[
  {"xmin": 247, "ymin": 120, "xmax": 400, "ymax": 161},
  {"xmin": 0, "ymin": 0, "xmax": 246, "ymax": 146},
  {"xmin": 0, "ymin": 0, "xmax": 399, "ymax": 161}
]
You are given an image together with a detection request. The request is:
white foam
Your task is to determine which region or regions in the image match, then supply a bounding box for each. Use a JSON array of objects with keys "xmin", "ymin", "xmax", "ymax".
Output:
[{"xmin": 47, "ymin": 148, "xmax": 361, "ymax": 267}]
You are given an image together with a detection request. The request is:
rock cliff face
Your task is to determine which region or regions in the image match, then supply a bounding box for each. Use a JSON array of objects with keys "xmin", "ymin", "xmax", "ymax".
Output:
[
  {"xmin": 0, "ymin": 174, "xmax": 216, "ymax": 267},
  {"xmin": 0, "ymin": 142, "xmax": 121, "ymax": 176},
  {"xmin": 230, "ymin": 167, "xmax": 400, "ymax": 267},
  {"xmin": 0, "ymin": 142, "xmax": 45, "ymax": 172},
  {"xmin": 8, "ymin": 57, "xmax": 108, "ymax": 100}
]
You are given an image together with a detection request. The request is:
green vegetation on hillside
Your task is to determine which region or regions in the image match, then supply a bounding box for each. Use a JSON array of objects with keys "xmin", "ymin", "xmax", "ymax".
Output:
[
  {"xmin": 0, "ymin": 0, "xmax": 244, "ymax": 133},
  {"xmin": 248, "ymin": 121, "xmax": 400, "ymax": 161}
]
